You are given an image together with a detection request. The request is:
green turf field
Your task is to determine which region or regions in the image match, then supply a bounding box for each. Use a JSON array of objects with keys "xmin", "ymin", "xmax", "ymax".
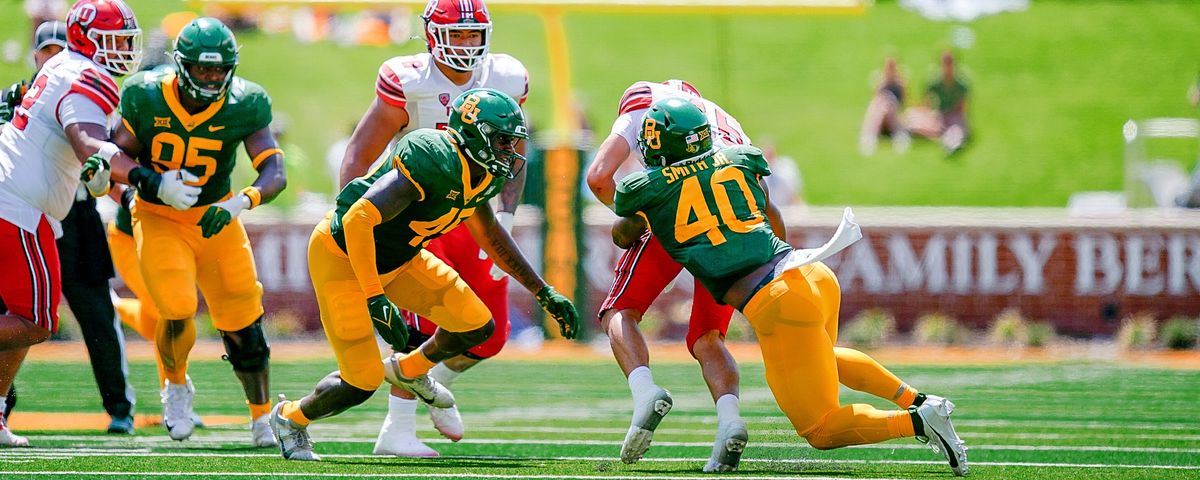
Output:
[
  {"xmin": 3, "ymin": 1, "xmax": 1197, "ymax": 207},
  {"xmin": 2, "ymin": 357, "xmax": 1197, "ymax": 479}
]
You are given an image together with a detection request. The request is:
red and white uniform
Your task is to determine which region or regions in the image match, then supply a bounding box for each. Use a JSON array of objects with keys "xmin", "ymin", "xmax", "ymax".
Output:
[
  {"xmin": 600, "ymin": 81, "xmax": 752, "ymax": 353},
  {"xmin": 0, "ymin": 50, "xmax": 120, "ymax": 332},
  {"xmin": 377, "ymin": 52, "xmax": 528, "ymax": 359}
]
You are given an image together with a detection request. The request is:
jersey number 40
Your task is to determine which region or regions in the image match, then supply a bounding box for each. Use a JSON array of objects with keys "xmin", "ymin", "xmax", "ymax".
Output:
[{"xmin": 675, "ymin": 167, "xmax": 764, "ymax": 247}]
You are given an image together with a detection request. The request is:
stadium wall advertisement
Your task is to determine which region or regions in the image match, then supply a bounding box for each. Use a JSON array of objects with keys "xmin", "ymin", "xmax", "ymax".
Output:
[{"xmin": 229, "ymin": 207, "xmax": 1200, "ymax": 337}]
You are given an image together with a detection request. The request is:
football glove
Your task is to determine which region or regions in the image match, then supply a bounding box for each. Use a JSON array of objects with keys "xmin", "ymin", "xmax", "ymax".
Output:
[
  {"xmin": 368, "ymin": 294, "xmax": 409, "ymax": 351},
  {"xmin": 80, "ymin": 153, "xmax": 111, "ymax": 197},
  {"xmin": 197, "ymin": 193, "xmax": 251, "ymax": 238},
  {"xmin": 480, "ymin": 211, "xmax": 516, "ymax": 281},
  {"xmin": 129, "ymin": 167, "xmax": 201, "ymax": 211},
  {"xmin": 535, "ymin": 285, "xmax": 579, "ymax": 339}
]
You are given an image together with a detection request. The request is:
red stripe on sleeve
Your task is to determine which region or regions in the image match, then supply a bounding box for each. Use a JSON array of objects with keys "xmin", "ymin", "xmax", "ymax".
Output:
[
  {"xmin": 617, "ymin": 84, "xmax": 653, "ymax": 115},
  {"xmin": 68, "ymin": 83, "xmax": 116, "ymax": 115}
]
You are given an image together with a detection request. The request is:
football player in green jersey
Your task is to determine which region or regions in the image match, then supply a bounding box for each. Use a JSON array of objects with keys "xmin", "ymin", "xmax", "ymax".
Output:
[
  {"xmin": 612, "ymin": 98, "xmax": 968, "ymax": 476},
  {"xmin": 268, "ymin": 88, "xmax": 579, "ymax": 462},
  {"xmin": 104, "ymin": 17, "xmax": 286, "ymax": 446}
]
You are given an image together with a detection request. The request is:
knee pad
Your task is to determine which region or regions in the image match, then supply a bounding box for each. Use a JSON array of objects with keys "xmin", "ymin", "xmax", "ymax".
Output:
[
  {"xmin": 463, "ymin": 318, "xmax": 496, "ymax": 346},
  {"xmin": 220, "ymin": 318, "xmax": 271, "ymax": 373}
]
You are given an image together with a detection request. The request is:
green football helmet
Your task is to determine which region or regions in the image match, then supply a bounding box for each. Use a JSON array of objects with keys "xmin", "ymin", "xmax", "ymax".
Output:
[
  {"xmin": 638, "ymin": 97, "xmax": 714, "ymax": 167},
  {"xmin": 447, "ymin": 88, "xmax": 528, "ymax": 179},
  {"xmin": 172, "ymin": 17, "xmax": 239, "ymax": 103}
]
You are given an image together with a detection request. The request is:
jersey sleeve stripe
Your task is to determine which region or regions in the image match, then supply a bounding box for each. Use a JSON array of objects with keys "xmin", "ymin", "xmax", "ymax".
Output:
[
  {"xmin": 251, "ymin": 147, "xmax": 284, "ymax": 169},
  {"xmin": 79, "ymin": 70, "xmax": 119, "ymax": 104},
  {"xmin": 67, "ymin": 84, "xmax": 116, "ymax": 115},
  {"xmin": 392, "ymin": 155, "xmax": 425, "ymax": 201},
  {"xmin": 518, "ymin": 72, "xmax": 529, "ymax": 105},
  {"xmin": 376, "ymin": 63, "xmax": 407, "ymax": 107},
  {"xmin": 618, "ymin": 86, "xmax": 653, "ymax": 115}
]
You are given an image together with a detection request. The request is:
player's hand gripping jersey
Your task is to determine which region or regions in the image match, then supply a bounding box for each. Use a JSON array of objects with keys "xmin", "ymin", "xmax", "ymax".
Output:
[
  {"xmin": 614, "ymin": 145, "xmax": 791, "ymax": 301},
  {"xmin": 119, "ymin": 68, "xmax": 272, "ymax": 208},
  {"xmin": 376, "ymin": 53, "xmax": 527, "ymax": 137},
  {"xmin": 330, "ymin": 128, "xmax": 505, "ymax": 273}
]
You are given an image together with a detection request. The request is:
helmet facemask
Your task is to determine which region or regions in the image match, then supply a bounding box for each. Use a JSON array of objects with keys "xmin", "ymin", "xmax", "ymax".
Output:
[
  {"xmin": 174, "ymin": 52, "xmax": 237, "ymax": 103},
  {"xmin": 457, "ymin": 121, "xmax": 527, "ymax": 179},
  {"xmin": 427, "ymin": 23, "xmax": 491, "ymax": 72},
  {"xmin": 88, "ymin": 26, "xmax": 142, "ymax": 76}
]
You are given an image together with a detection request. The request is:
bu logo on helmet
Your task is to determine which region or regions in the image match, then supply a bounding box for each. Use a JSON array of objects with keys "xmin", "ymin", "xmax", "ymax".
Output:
[
  {"xmin": 459, "ymin": 93, "xmax": 482, "ymax": 124},
  {"xmin": 643, "ymin": 118, "xmax": 661, "ymax": 149}
]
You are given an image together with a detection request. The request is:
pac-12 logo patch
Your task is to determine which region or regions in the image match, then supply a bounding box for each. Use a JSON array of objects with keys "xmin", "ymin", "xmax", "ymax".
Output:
[{"xmin": 439, "ymin": 93, "xmax": 451, "ymax": 107}]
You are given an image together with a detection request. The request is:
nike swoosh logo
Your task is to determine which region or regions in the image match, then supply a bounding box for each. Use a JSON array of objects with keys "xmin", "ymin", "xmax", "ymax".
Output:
[{"xmin": 208, "ymin": 125, "xmax": 225, "ymax": 132}]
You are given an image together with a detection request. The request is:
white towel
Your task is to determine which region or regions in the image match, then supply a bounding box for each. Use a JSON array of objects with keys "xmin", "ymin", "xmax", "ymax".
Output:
[{"xmin": 774, "ymin": 207, "xmax": 862, "ymax": 276}]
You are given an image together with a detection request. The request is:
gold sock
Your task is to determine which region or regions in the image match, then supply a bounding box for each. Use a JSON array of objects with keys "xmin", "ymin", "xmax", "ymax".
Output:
[
  {"xmin": 248, "ymin": 401, "xmax": 272, "ymax": 421},
  {"xmin": 281, "ymin": 400, "xmax": 310, "ymax": 427},
  {"xmin": 398, "ymin": 350, "xmax": 437, "ymax": 379}
]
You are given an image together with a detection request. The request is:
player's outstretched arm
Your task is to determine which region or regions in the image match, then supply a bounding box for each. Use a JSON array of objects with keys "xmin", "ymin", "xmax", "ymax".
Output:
[
  {"xmin": 67, "ymin": 120, "xmax": 146, "ymax": 198},
  {"xmin": 466, "ymin": 203, "xmax": 579, "ymax": 338},
  {"xmin": 585, "ymin": 134, "xmax": 632, "ymax": 208},
  {"xmin": 338, "ymin": 97, "xmax": 409, "ymax": 188},
  {"xmin": 196, "ymin": 127, "xmax": 288, "ymax": 238}
]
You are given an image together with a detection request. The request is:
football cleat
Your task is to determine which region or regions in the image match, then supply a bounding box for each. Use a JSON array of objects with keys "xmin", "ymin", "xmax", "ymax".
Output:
[
  {"xmin": 0, "ymin": 413, "xmax": 28, "ymax": 448},
  {"xmin": 270, "ymin": 396, "xmax": 320, "ymax": 461},
  {"xmin": 251, "ymin": 414, "xmax": 278, "ymax": 448},
  {"xmin": 703, "ymin": 418, "xmax": 748, "ymax": 472},
  {"xmin": 620, "ymin": 387, "xmax": 673, "ymax": 464},
  {"xmin": 161, "ymin": 380, "xmax": 196, "ymax": 441},
  {"xmin": 373, "ymin": 427, "xmax": 440, "ymax": 458},
  {"xmin": 107, "ymin": 415, "xmax": 134, "ymax": 434},
  {"xmin": 428, "ymin": 405, "xmax": 464, "ymax": 442},
  {"xmin": 916, "ymin": 395, "xmax": 969, "ymax": 476},
  {"xmin": 383, "ymin": 355, "xmax": 455, "ymax": 408}
]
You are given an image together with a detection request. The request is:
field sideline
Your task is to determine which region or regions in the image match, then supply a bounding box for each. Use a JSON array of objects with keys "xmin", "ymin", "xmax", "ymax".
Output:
[{"xmin": 2, "ymin": 346, "xmax": 1197, "ymax": 479}]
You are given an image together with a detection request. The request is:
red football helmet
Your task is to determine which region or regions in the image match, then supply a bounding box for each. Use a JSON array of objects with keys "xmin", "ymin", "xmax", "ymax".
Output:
[
  {"xmin": 662, "ymin": 79, "xmax": 702, "ymax": 98},
  {"xmin": 421, "ymin": 0, "xmax": 491, "ymax": 71},
  {"xmin": 66, "ymin": 0, "xmax": 142, "ymax": 76}
]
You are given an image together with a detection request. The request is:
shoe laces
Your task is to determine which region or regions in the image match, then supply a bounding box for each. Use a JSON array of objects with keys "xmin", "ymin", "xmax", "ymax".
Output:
[{"xmin": 164, "ymin": 386, "xmax": 191, "ymax": 423}]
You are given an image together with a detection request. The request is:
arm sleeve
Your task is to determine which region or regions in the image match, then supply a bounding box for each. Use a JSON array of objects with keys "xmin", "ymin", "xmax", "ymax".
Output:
[
  {"xmin": 57, "ymin": 93, "xmax": 109, "ymax": 128},
  {"xmin": 341, "ymin": 198, "xmax": 385, "ymax": 298}
]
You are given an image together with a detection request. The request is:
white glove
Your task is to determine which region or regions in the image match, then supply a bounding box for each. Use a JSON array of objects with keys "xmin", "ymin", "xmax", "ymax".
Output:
[
  {"xmin": 159, "ymin": 170, "xmax": 202, "ymax": 210},
  {"xmin": 197, "ymin": 192, "xmax": 251, "ymax": 238},
  {"xmin": 482, "ymin": 211, "xmax": 515, "ymax": 281}
]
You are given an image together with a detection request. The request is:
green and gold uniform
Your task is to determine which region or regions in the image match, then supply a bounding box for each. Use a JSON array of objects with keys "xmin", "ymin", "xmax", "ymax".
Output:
[
  {"xmin": 118, "ymin": 68, "xmax": 270, "ymax": 332},
  {"xmin": 310, "ymin": 129, "xmax": 500, "ymax": 391},
  {"xmin": 614, "ymin": 145, "xmax": 790, "ymax": 302}
]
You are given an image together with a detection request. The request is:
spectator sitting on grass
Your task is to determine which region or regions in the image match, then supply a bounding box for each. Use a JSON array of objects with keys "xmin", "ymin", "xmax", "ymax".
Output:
[
  {"xmin": 859, "ymin": 56, "xmax": 911, "ymax": 155},
  {"xmin": 904, "ymin": 50, "xmax": 970, "ymax": 156}
]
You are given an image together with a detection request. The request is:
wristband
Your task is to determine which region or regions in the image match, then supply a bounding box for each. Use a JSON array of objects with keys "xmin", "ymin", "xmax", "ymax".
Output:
[{"xmin": 240, "ymin": 186, "xmax": 262, "ymax": 209}]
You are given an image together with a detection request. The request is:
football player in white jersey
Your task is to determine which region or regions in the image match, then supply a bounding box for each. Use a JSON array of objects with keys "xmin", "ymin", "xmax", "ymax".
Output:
[
  {"xmin": 336, "ymin": 0, "xmax": 530, "ymax": 458},
  {"xmin": 0, "ymin": 0, "xmax": 176, "ymax": 447},
  {"xmin": 589, "ymin": 80, "xmax": 954, "ymax": 472}
]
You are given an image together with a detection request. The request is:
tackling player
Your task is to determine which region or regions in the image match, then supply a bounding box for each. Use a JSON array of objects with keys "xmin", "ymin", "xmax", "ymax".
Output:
[
  {"xmin": 586, "ymin": 79, "xmax": 769, "ymax": 471},
  {"xmin": 107, "ymin": 17, "xmax": 286, "ymax": 446},
  {"xmin": 269, "ymin": 88, "xmax": 579, "ymax": 462},
  {"xmin": 613, "ymin": 98, "xmax": 969, "ymax": 476},
  {"xmin": 336, "ymin": 0, "xmax": 531, "ymax": 457},
  {"xmin": 0, "ymin": 0, "xmax": 142, "ymax": 447}
]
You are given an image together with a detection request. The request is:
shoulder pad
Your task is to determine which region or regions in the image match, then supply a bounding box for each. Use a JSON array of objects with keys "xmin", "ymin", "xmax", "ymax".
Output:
[
  {"xmin": 377, "ymin": 55, "xmax": 427, "ymax": 108},
  {"xmin": 485, "ymin": 54, "xmax": 530, "ymax": 104},
  {"xmin": 721, "ymin": 146, "xmax": 770, "ymax": 177}
]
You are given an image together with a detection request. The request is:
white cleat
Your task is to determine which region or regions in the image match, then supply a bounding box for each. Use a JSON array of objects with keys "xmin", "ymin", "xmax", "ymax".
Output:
[
  {"xmin": 916, "ymin": 395, "xmax": 969, "ymax": 476},
  {"xmin": 270, "ymin": 396, "xmax": 320, "ymax": 461},
  {"xmin": 251, "ymin": 414, "xmax": 278, "ymax": 448},
  {"xmin": 703, "ymin": 418, "xmax": 748, "ymax": 472},
  {"xmin": 162, "ymin": 380, "xmax": 196, "ymax": 441},
  {"xmin": 0, "ymin": 420, "xmax": 29, "ymax": 448},
  {"xmin": 383, "ymin": 355, "xmax": 455, "ymax": 408},
  {"xmin": 373, "ymin": 433, "xmax": 440, "ymax": 458},
  {"xmin": 428, "ymin": 405, "xmax": 464, "ymax": 441},
  {"xmin": 620, "ymin": 387, "xmax": 673, "ymax": 464}
]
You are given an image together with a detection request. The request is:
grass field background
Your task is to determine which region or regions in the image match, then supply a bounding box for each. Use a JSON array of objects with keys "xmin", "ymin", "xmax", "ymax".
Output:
[
  {"xmin": 2, "ymin": 1, "xmax": 1198, "ymax": 206},
  {"xmin": 3, "ymin": 354, "xmax": 1198, "ymax": 479}
]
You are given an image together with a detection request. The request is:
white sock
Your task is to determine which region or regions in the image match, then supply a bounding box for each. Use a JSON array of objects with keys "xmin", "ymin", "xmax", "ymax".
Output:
[
  {"xmin": 715, "ymin": 394, "xmax": 741, "ymax": 426},
  {"xmin": 382, "ymin": 395, "xmax": 419, "ymax": 436},
  {"xmin": 428, "ymin": 363, "xmax": 461, "ymax": 388},
  {"xmin": 627, "ymin": 366, "xmax": 658, "ymax": 405},
  {"xmin": 0, "ymin": 396, "xmax": 6, "ymax": 417}
]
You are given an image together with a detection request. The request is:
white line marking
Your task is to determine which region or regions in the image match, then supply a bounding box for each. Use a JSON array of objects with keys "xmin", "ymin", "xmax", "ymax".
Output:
[{"xmin": 0, "ymin": 473, "xmax": 905, "ymax": 480}]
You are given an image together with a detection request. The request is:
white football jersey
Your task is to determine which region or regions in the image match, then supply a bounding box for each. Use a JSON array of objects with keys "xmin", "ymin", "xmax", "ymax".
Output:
[
  {"xmin": 375, "ymin": 52, "xmax": 528, "ymax": 139},
  {"xmin": 0, "ymin": 50, "xmax": 118, "ymax": 232},
  {"xmin": 610, "ymin": 81, "xmax": 752, "ymax": 164}
]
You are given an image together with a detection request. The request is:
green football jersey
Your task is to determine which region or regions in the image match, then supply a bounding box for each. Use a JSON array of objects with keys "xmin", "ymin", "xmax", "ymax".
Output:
[
  {"xmin": 330, "ymin": 129, "xmax": 506, "ymax": 273},
  {"xmin": 119, "ymin": 68, "xmax": 272, "ymax": 207},
  {"xmin": 615, "ymin": 145, "xmax": 791, "ymax": 302}
]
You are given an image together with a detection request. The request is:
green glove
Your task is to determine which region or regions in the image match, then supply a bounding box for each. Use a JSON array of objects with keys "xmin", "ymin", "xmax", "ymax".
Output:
[
  {"xmin": 197, "ymin": 193, "xmax": 251, "ymax": 238},
  {"xmin": 368, "ymin": 294, "xmax": 409, "ymax": 351},
  {"xmin": 536, "ymin": 286, "xmax": 580, "ymax": 339},
  {"xmin": 80, "ymin": 153, "xmax": 111, "ymax": 197}
]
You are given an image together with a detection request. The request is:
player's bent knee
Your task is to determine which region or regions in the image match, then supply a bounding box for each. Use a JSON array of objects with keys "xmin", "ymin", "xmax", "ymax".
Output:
[
  {"xmin": 220, "ymin": 318, "xmax": 271, "ymax": 373},
  {"xmin": 458, "ymin": 318, "xmax": 496, "ymax": 347},
  {"xmin": 341, "ymin": 361, "xmax": 385, "ymax": 392},
  {"xmin": 804, "ymin": 432, "xmax": 842, "ymax": 451},
  {"xmin": 686, "ymin": 328, "xmax": 725, "ymax": 357}
]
